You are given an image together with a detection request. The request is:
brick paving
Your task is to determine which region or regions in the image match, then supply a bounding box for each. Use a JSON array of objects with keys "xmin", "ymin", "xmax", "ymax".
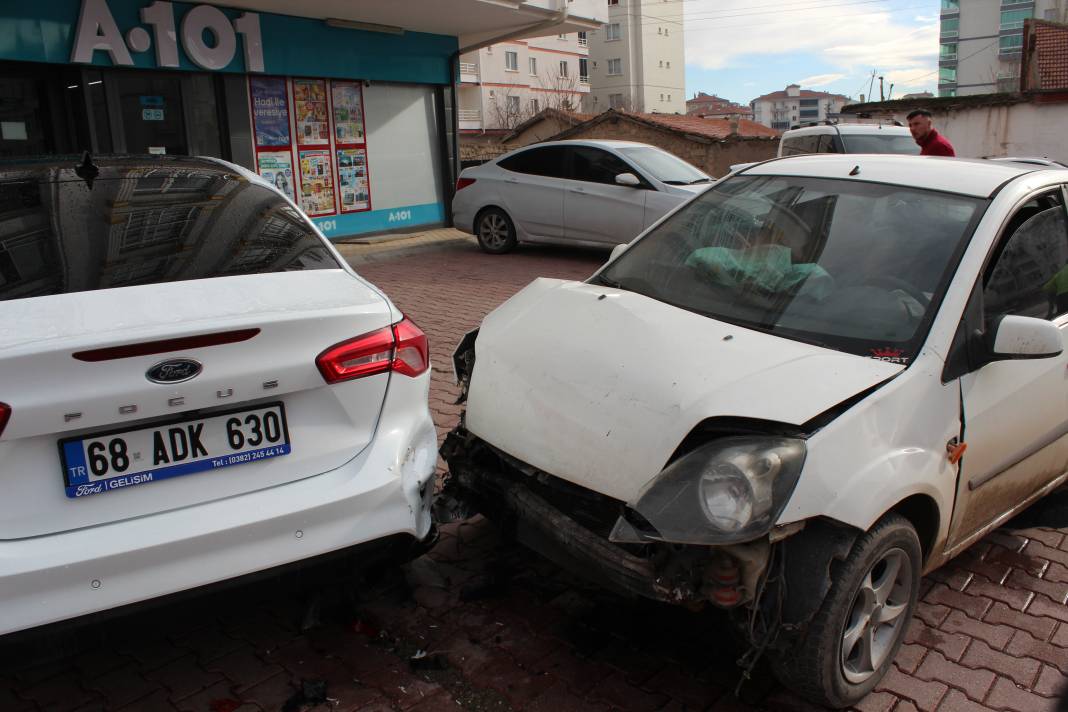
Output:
[{"xmin": 3, "ymin": 238, "xmax": 1067, "ymax": 711}]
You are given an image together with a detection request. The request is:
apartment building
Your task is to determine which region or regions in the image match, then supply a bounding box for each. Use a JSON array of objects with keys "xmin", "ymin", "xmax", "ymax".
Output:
[
  {"xmin": 458, "ymin": 34, "xmax": 591, "ymax": 132},
  {"xmin": 750, "ymin": 85, "xmax": 851, "ymax": 130},
  {"xmin": 584, "ymin": 0, "xmax": 686, "ymax": 114},
  {"xmin": 939, "ymin": 0, "xmax": 1068, "ymax": 96},
  {"xmin": 686, "ymin": 92, "xmax": 754, "ymax": 118}
]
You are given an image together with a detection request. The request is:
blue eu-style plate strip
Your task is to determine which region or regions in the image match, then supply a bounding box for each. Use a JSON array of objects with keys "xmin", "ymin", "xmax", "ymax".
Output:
[{"xmin": 64, "ymin": 444, "xmax": 292, "ymax": 499}]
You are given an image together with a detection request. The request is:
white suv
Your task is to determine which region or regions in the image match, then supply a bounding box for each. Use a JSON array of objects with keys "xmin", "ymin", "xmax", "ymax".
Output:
[{"xmin": 778, "ymin": 122, "xmax": 919, "ymax": 157}]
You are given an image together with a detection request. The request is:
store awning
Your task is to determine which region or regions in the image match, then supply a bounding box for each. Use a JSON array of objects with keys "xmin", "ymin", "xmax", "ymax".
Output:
[{"xmin": 206, "ymin": 0, "xmax": 606, "ymax": 45}]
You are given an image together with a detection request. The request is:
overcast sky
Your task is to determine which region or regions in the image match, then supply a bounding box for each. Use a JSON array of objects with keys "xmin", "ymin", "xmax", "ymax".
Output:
[{"xmin": 678, "ymin": 0, "xmax": 940, "ymax": 105}]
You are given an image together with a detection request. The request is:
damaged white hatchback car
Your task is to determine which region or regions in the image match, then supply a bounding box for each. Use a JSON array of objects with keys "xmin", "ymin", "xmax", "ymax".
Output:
[{"xmin": 441, "ymin": 154, "xmax": 1068, "ymax": 708}]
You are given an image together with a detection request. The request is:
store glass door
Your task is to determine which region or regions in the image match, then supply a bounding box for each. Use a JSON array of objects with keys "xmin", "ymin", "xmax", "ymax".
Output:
[{"xmin": 114, "ymin": 72, "xmax": 188, "ymax": 155}]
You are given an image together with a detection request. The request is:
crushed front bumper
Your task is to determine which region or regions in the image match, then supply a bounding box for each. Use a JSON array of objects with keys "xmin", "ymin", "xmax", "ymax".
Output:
[{"xmin": 440, "ymin": 429, "xmax": 768, "ymax": 606}]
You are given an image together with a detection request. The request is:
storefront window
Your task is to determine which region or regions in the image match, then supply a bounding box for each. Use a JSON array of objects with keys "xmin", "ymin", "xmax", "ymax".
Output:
[{"xmin": 114, "ymin": 72, "xmax": 187, "ymax": 155}]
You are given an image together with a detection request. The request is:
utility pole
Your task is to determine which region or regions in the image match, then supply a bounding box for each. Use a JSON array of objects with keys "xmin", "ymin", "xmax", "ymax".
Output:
[
  {"xmin": 867, "ymin": 70, "xmax": 877, "ymax": 102},
  {"xmin": 879, "ymin": 75, "xmax": 885, "ymax": 101},
  {"xmin": 887, "ymin": 83, "xmax": 894, "ymax": 101}
]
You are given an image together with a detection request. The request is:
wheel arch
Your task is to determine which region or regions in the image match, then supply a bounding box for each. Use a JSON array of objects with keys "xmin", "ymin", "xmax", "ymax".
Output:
[
  {"xmin": 473, "ymin": 204, "xmax": 511, "ymax": 235},
  {"xmin": 886, "ymin": 493, "xmax": 941, "ymax": 566}
]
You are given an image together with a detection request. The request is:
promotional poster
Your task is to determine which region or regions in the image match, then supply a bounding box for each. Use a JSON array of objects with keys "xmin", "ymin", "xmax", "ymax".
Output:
[
  {"xmin": 298, "ymin": 149, "xmax": 336, "ymax": 215},
  {"xmin": 293, "ymin": 79, "xmax": 329, "ymax": 145},
  {"xmin": 332, "ymin": 82, "xmax": 365, "ymax": 144},
  {"xmin": 256, "ymin": 151, "xmax": 296, "ymax": 202},
  {"xmin": 337, "ymin": 147, "xmax": 370, "ymax": 212},
  {"xmin": 249, "ymin": 77, "xmax": 291, "ymax": 147}
]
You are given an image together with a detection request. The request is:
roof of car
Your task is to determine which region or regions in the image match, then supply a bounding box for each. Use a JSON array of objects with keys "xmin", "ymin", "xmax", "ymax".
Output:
[
  {"xmin": 527, "ymin": 139, "xmax": 656, "ymax": 150},
  {"xmin": 742, "ymin": 154, "xmax": 1052, "ymax": 198},
  {"xmin": 783, "ymin": 123, "xmax": 911, "ymax": 136}
]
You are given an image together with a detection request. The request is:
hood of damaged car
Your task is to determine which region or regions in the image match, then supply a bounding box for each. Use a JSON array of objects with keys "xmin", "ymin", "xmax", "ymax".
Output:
[{"xmin": 464, "ymin": 278, "xmax": 904, "ymax": 504}]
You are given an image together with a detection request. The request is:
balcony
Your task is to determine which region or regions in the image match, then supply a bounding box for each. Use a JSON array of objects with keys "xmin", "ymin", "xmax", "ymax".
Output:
[
  {"xmin": 458, "ymin": 108, "xmax": 482, "ymax": 130},
  {"xmin": 459, "ymin": 62, "xmax": 479, "ymax": 83},
  {"xmin": 579, "ymin": 75, "xmax": 589, "ymax": 85}
]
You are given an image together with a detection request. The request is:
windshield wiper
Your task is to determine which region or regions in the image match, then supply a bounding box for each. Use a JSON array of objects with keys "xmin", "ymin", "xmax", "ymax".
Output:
[
  {"xmin": 661, "ymin": 180, "xmax": 688, "ymax": 185},
  {"xmin": 592, "ymin": 273, "xmax": 624, "ymax": 289}
]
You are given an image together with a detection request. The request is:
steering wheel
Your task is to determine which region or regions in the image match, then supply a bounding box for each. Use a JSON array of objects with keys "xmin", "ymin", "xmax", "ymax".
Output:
[{"xmin": 865, "ymin": 275, "xmax": 930, "ymax": 307}]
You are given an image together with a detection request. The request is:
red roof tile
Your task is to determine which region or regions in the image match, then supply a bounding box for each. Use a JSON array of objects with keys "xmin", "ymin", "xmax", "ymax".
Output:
[
  {"xmin": 1034, "ymin": 21, "xmax": 1068, "ymax": 90},
  {"xmin": 622, "ymin": 112, "xmax": 780, "ymax": 138}
]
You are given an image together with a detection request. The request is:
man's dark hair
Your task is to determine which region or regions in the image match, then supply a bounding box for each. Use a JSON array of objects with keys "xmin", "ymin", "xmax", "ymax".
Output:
[{"xmin": 906, "ymin": 109, "xmax": 933, "ymax": 120}]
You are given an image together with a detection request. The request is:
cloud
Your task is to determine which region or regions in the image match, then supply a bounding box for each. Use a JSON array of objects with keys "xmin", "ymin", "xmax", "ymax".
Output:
[
  {"xmin": 680, "ymin": 0, "xmax": 938, "ymax": 95},
  {"xmin": 798, "ymin": 73, "xmax": 847, "ymax": 87}
]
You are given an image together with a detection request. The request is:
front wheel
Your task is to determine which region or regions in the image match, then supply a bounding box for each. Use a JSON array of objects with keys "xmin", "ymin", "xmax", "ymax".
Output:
[
  {"xmin": 475, "ymin": 208, "xmax": 517, "ymax": 254},
  {"xmin": 770, "ymin": 513, "xmax": 921, "ymax": 708}
]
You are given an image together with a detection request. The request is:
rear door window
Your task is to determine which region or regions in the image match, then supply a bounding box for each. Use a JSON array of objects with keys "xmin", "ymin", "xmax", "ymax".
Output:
[
  {"xmin": 497, "ymin": 146, "xmax": 570, "ymax": 178},
  {"xmin": 780, "ymin": 134, "xmax": 821, "ymax": 156},
  {"xmin": 0, "ymin": 163, "xmax": 340, "ymax": 302}
]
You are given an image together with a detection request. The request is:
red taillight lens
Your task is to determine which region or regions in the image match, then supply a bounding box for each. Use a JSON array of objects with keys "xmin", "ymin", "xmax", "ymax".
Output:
[
  {"xmin": 391, "ymin": 317, "xmax": 430, "ymax": 377},
  {"xmin": 316, "ymin": 317, "xmax": 429, "ymax": 384},
  {"xmin": 0, "ymin": 402, "xmax": 10, "ymax": 438},
  {"xmin": 455, "ymin": 177, "xmax": 476, "ymax": 191}
]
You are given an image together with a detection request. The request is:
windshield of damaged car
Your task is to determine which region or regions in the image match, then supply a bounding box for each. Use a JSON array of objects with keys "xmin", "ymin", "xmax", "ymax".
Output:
[{"xmin": 596, "ymin": 174, "xmax": 985, "ymax": 362}]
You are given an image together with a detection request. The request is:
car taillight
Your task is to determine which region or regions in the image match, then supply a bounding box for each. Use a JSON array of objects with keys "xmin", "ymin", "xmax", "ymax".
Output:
[
  {"xmin": 0, "ymin": 402, "xmax": 10, "ymax": 438},
  {"xmin": 316, "ymin": 317, "xmax": 429, "ymax": 384},
  {"xmin": 455, "ymin": 177, "xmax": 476, "ymax": 191}
]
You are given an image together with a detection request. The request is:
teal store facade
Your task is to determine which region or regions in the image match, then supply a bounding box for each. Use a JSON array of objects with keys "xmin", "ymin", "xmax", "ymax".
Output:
[{"xmin": 0, "ymin": 0, "xmax": 460, "ymax": 237}]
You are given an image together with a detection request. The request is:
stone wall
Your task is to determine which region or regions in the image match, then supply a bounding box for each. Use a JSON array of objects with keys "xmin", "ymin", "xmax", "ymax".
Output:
[{"xmin": 557, "ymin": 119, "xmax": 779, "ymax": 176}]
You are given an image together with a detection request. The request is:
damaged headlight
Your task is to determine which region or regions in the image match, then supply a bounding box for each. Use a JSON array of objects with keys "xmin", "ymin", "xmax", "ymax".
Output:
[{"xmin": 610, "ymin": 436, "xmax": 806, "ymax": 545}]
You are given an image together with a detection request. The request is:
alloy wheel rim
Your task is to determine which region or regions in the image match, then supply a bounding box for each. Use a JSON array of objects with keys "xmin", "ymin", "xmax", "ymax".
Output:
[
  {"xmin": 840, "ymin": 547, "xmax": 913, "ymax": 685},
  {"xmin": 479, "ymin": 214, "xmax": 508, "ymax": 248}
]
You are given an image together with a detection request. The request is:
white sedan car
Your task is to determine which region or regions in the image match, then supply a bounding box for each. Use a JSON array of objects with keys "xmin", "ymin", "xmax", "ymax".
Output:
[
  {"xmin": 0, "ymin": 156, "xmax": 437, "ymax": 636},
  {"xmin": 442, "ymin": 155, "xmax": 1068, "ymax": 707},
  {"xmin": 452, "ymin": 140, "xmax": 712, "ymax": 254}
]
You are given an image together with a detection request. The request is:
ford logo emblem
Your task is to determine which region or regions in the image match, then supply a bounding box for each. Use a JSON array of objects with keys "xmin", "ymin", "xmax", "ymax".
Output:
[{"xmin": 146, "ymin": 358, "xmax": 202, "ymax": 384}]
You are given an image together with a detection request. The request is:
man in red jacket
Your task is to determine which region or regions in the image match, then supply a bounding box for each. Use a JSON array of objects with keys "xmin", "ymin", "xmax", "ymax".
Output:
[{"xmin": 907, "ymin": 109, "xmax": 956, "ymax": 156}]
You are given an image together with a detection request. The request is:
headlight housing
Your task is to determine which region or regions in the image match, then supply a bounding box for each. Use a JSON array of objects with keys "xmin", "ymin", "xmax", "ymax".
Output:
[{"xmin": 610, "ymin": 436, "xmax": 806, "ymax": 545}]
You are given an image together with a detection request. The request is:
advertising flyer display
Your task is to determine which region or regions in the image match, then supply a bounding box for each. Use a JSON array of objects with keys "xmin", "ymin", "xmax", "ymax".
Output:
[
  {"xmin": 336, "ymin": 148, "xmax": 370, "ymax": 212},
  {"xmin": 256, "ymin": 152, "xmax": 296, "ymax": 202},
  {"xmin": 298, "ymin": 149, "xmax": 336, "ymax": 215},
  {"xmin": 331, "ymin": 82, "xmax": 365, "ymax": 144},
  {"xmin": 250, "ymin": 77, "xmax": 291, "ymax": 147},
  {"xmin": 293, "ymin": 79, "xmax": 329, "ymax": 145}
]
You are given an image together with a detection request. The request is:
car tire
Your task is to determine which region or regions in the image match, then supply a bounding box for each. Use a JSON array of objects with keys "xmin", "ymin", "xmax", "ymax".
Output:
[
  {"xmin": 770, "ymin": 513, "xmax": 921, "ymax": 709},
  {"xmin": 475, "ymin": 208, "xmax": 518, "ymax": 254}
]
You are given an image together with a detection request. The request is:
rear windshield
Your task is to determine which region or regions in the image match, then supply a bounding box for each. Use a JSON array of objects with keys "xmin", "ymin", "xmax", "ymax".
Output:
[
  {"xmin": 840, "ymin": 133, "xmax": 921, "ymax": 155},
  {"xmin": 0, "ymin": 167, "xmax": 339, "ymax": 302}
]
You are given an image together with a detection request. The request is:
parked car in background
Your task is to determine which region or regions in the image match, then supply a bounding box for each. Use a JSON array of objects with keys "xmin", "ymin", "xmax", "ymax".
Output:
[
  {"xmin": 778, "ymin": 122, "xmax": 919, "ymax": 157},
  {"xmin": 0, "ymin": 156, "xmax": 437, "ymax": 637},
  {"xmin": 452, "ymin": 140, "xmax": 712, "ymax": 254},
  {"xmin": 442, "ymin": 154, "xmax": 1068, "ymax": 708}
]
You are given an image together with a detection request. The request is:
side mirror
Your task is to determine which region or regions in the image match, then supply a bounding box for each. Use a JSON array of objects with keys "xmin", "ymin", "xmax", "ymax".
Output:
[
  {"xmin": 615, "ymin": 172, "xmax": 641, "ymax": 187},
  {"xmin": 608, "ymin": 243, "xmax": 628, "ymax": 263},
  {"xmin": 990, "ymin": 315, "xmax": 1063, "ymax": 360}
]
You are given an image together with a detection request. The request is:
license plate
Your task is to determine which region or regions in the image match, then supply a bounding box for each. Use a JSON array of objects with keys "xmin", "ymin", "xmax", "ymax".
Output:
[{"xmin": 59, "ymin": 403, "xmax": 291, "ymax": 498}]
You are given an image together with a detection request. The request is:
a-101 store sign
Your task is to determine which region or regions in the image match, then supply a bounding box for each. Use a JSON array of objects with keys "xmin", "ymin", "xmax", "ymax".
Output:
[{"xmin": 71, "ymin": 0, "xmax": 265, "ymax": 72}]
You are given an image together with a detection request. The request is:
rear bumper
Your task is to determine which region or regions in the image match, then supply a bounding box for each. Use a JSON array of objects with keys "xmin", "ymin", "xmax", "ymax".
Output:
[{"xmin": 0, "ymin": 373, "xmax": 437, "ymax": 637}]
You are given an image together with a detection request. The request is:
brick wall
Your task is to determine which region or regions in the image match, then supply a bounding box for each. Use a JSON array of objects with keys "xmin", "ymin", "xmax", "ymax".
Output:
[{"xmin": 557, "ymin": 119, "xmax": 778, "ymax": 176}]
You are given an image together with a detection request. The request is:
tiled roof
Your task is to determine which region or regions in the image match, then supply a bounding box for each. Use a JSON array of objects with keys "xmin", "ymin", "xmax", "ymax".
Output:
[
  {"xmin": 619, "ymin": 111, "xmax": 780, "ymax": 138},
  {"xmin": 1034, "ymin": 21, "xmax": 1068, "ymax": 90},
  {"xmin": 752, "ymin": 89, "xmax": 851, "ymax": 102}
]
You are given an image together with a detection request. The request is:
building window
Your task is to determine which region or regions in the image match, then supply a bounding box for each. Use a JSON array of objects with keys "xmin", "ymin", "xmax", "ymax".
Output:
[
  {"xmin": 606, "ymin": 23, "xmax": 621, "ymax": 41},
  {"xmin": 939, "ymin": 87, "xmax": 956, "ymax": 98},
  {"xmin": 658, "ymin": 27, "xmax": 662, "ymax": 34},
  {"xmin": 999, "ymin": 33, "xmax": 1024, "ymax": 55},
  {"xmin": 659, "ymin": 60, "xmax": 663, "ymax": 67},
  {"xmin": 579, "ymin": 58, "xmax": 589, "ymax": 83},
  {"xmin": 607, "ymin": 58, "xmax": 622, "ymax": 75},
  {"xmin": 609, "ymin": 93, "xmax": 624, "ymax": 109},
  {"xmin": 941, "ymin": 0, "xmax": 959, "ymax": 12},
  {"xmin": 529, "ymin": 57, "xmax": 537, "ymax": 75},
  {"xmin": 1000, "ymin": 9, "xmax": 1032, "ymax": 30},
  {"xmin": 660, "ymin": 93, "xmax": 664, "ymax": 101},
  {"xmin": 665, "ymin": 28, "xmax": 669, "ymax": 36},
  {"xmin": 507, "ymin": 95, "xmax": 520, "ymax": 114},
  {"xmin": 559, "ymin": 60, "xmax": 569, "ymax": 77},
  {"xmin": 578, "ymin": 31, "xmax": 588, "ymax": 46},
  {"xmin": 940, "ymin": 42, "xmax": 957, "ymax": 61},
  {"xmin": 667, "ymin": 94, "xmax": 671, "ymax": 101},
  {"xmin": 558, "ymin": 33, "xmax": 567, "ymax": 40},
  {"xmin": 666, "ymin": 61, "xmax": 671, "ymax": 68},
  {"xmin": 531, "ymin": 98, "xmax": 540, "ymax": 113},
  {"xmin": 939, "ymin": 66, "xmax": 957, "ymax": 83},
  {"xmin": 940, "ymin": 17, "xmax": 958, "ymax": 37},
  {"xmin": 608, "ymin": 0, "xmax": 619, "ymax": 5},
  {"xmin": 505, "ymin": 51, "xmax": 518, "ymax": 71}
]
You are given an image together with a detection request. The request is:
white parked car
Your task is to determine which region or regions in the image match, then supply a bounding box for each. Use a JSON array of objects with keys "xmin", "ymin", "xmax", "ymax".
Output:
[
  {"xmin": 0, "ymin": 156, "xmax": 437, "ymax": 636},
  {"xmin": 778, "ymin": 122, "xmax": 919, "ymax": 157},
  {"xmin": 442, "ymin": 154, "xmax": 1068, "ymax": 708},
  {"xmin": 452, "ymin": 140, "xmax": 712, "ymax": 254}
]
